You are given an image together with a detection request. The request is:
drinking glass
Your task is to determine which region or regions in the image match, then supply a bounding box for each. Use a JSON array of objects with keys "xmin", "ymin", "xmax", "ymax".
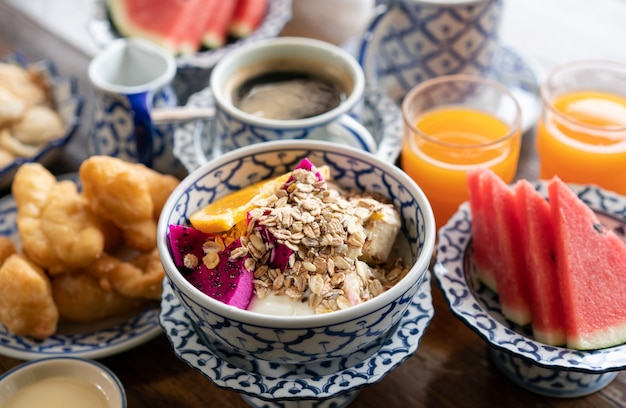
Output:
[
  {"xmin": 536, "ymin": 60, "xmax": 626, "ymax": 195},
  {"xmin": 401, "ymin": 75, "xmax": 522, "ymax": 228}
]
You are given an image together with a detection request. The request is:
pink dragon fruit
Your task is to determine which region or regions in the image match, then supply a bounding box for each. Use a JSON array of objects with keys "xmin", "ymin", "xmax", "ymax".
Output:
[
  {"xmin": 168, "ymin": 224, "xmax": 211, "ymax": 269},
  {"xmin": 168, "ymin": 224, "xmax": 254, "ymax": 309},
  {"xmin": 283, "ymin": 158, "xmax": 326, "ymax": 188}
]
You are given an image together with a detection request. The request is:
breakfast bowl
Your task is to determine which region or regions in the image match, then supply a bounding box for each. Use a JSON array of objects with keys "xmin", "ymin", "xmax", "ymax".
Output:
[
  {"xmin": 0, "ymin": 52, "xmax": 82, "ymax": 190},
  {"xmin": 0, "ymin": 357, "xmax": 126, "ymax": 407},
  {"xmin": 156, "ymin": 139, "xmax": 436, "ymax": 367},
  {"xmin": 434, "ymin": 181, "xmax": 626, "ymax": 398}
]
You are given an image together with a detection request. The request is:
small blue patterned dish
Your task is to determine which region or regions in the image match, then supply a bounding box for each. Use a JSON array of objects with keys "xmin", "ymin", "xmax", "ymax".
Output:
[
  {"xmin": 159, "ymin": 272, "xmax": 433, "ymax": 407},
  {"xmin": 0, "ymin": 175, "xmax": 162, "ymax": 361},
  {"xmin": 172, "ymin": 87, "xmax": 403, "ymax": 174},
  {"xmin": 157, "ymin": 140, "xmax": 436, "ymax": 366},
  {"xmin": 0, "ymin": 52, "xmax": 83, "ymax": 191},
  {"xmin": 433, "ymin": 182, "xmax": 626, "ymax": 398}
]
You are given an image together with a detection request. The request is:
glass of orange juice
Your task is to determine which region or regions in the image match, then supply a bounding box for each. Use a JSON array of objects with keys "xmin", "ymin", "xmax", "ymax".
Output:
[
  {"xmin": 536, "ymin": 61, "xmax": 626, "ymax": 195},
  {"xmin": 401, "ymin": 75, "xmax": 522, "ymax": 228}
]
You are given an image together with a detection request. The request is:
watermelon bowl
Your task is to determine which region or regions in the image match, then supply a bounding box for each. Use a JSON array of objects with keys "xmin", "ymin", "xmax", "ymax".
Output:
[
  {"xmin": 434, "ymin": 181, "xmax": 626, "ymax": 398},
  {"xmin": 0, "ymin": 52, "xmax": 82, "ymax": 191},
  {"xmin": 156, "ymin": 139, "xmax": 436, "ymax": 406}
]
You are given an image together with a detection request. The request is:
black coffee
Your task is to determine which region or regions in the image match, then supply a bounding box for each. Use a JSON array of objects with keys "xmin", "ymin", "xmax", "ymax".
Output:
[{"xmin": 234, "ymin": 71, "xmax": 345, "ymax": 120}]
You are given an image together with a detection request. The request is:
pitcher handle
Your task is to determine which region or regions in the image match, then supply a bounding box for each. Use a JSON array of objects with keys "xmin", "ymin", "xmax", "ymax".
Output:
[{"xmin": 128, "ymin": 92, "xmax": 154, "ymax": 168}]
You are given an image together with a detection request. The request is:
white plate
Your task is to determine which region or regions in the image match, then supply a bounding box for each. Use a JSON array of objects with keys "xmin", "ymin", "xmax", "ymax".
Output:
[
  {"xmin": 159, "ymin": 272, "xmax": 434, "ymax": 403},
  {"xmin": 0, "ymin": 175, "xmax": 162, "ymax": 361},
  {"xmin": 172, "ymin": 86, "xmax": 404, "ymax": 174}
]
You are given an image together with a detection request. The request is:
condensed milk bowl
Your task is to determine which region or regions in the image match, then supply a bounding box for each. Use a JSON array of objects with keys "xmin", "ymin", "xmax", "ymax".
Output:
[
  {"xmin": 0, "ymin": 357, "xmax": 126, "ymax": 408},
  {"xmin": 156, "ymin": 140, "xmax": 436, "ymax": 365}
]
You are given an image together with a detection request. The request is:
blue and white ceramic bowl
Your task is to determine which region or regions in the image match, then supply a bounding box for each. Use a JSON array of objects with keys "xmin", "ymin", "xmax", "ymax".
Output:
[
  {"xmin": 157, "ymin": 140, "xmax": 436, "ymax": 365},
  {"xmin": 434, "ymin": 181, "xmax": 626, "ymax": 398},
  {"xmin": 0, "ymin": 52, "xmax": 82, "ymax": 190}
]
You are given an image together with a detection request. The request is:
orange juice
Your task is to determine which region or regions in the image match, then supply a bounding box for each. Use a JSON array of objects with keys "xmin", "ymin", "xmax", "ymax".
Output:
[
  {"xmin": 402, "ymin": 106, "xmax": 521, "ymax": 227},
  {"xmin": 536, "ymin": 90, "xmax": 626, "ymax": 195}
]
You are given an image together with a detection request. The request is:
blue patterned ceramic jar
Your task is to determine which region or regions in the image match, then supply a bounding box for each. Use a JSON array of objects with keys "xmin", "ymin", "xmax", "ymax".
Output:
[
  {"xmin": 156, "ymin": 140, "xmax": 436, "ymax": 365},
  {"xmin": 358, "ymin": 0, "xmax": 503, "ymax": 104},
  {"xmin": 88, "ymin": 38, "xmax": 184, "ymax": 176}
]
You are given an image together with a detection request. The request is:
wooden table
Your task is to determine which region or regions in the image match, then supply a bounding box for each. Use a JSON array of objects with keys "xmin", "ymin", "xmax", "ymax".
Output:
[{"xmin": 1, "ymin": 0, "xmax": 626, "ymax": 406}]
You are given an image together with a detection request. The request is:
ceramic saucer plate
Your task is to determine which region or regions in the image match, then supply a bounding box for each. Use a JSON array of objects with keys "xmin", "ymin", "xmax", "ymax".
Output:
[
  {"xmin": 433, "ymin": 182, "xmax": 626, "ymax": 397},
  {"xmin": 172, "ymin": 87, "xmax": 404, "ymax": 174},
  {"xmin": 0, "ymin": 175, "xmax": 162, "ymax": 361},
  {"xmin": 159, "ymin": 272, "xmax": 433, "ymax": 405},
  {"xmin": 357, "ymin": 8, "xmax": 542, "ymax": 134}
]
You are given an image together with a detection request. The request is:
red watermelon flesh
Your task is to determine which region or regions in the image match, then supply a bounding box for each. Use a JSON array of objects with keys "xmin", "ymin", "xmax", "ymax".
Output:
[
  {"xmin": 229, "ymin": 0, "xmax": 268, "ymax": 38},
  {"xmin": 483, "ymin": 169, "xmax": 532, "ymax": 326},
  {"xmin": 107, "ymin": 0, "xmax": 197, "ymax": 54},
  {"xmin": 548, "ymin": 177, "xmax": 626, "ymax": 350},
  {"xmin": 202, "ymin": 0, "xmax": 238, "ymax": 49},
  {"xmin": 514, "ymin": 180, "xmax": 566, "ymax": 345},
  {"xmin": 467, "ymin": 167, "xmax": 499, "ymax": 292}
]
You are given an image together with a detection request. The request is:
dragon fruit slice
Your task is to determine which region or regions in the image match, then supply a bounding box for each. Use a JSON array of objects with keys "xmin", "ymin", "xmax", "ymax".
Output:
[
  {"xmin": 283, "ymin": 158, "xmax": 326, "ymax": 187},
  {"xmin": 186, "ymin": 239, "xmax": 254, "ymax": 309},
  {"xmin": 168, "ymin": 224, "xmax": 212, "ymax": 269},
  {"xmin": 255, "ymin": 224, "xmax": 293, "ymax": 271}
]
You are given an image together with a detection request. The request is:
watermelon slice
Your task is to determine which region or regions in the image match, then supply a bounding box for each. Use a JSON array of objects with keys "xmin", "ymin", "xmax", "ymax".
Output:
[
  {"xmin": 548, "ymin": 177, "xmax": 626, "ymax": 350},
  {"xmin": 467, "ymin": 167, "xmax": 499, "ymax": 292},
  {"xmin": 229, "ymin": 0, "xmax": 268, "ymax": 39},
  {"xmin": 515, "ymin": 180, "xmax": 566, "ymax": 345},
  {"xmin": 201, "ymin": 0, "xmax": 238, "ymax": 49},
  {"xmin": 107, "ymin": 0, "xmax": 215, "ymax": 55},
  {"xmin": 482, "ymin": 169, "xmax": 532, "ymax": 326}
]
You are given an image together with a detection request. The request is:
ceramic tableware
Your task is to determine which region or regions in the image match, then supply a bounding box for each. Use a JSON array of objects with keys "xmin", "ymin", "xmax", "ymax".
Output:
[
  {"xmin": 88, "ymin": 37, "xmax": 183, "ymax": 176},
  {"xmin": 358, "ymin": 0, "xmax": 504, "ymax": 104},
  {"xmin": 209, "ymin": 37, "xmax": 369, "ymax": 154}
]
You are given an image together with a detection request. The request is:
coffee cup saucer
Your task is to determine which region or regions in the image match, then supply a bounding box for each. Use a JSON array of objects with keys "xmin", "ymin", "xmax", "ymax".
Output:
[
  {"xmin": 172, "ymin": 87, "xmax": 404, "ymax": 174},
  {"xmin": 356, "ymin": 8, "xmax": 543, "ymax": 135}
]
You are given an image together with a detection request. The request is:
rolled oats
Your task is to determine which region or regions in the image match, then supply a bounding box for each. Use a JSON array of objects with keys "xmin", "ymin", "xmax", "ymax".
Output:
[{"xmin": 236, "ymin": 166, "xmax": 407, "ymax": 314}]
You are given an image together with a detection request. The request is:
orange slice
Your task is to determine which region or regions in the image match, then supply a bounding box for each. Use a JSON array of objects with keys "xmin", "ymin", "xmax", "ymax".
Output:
[{"xmin": 189, "ymin": 172, "xmax": 291, "ymax": 233}]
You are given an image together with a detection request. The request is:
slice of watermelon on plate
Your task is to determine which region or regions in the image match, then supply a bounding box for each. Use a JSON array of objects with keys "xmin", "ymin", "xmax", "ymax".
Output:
[
  {"xmin": 548, "ymin": 177, "xmax": 626, "ymax": 350},
  {"xmin": 515, "ymin": 179, "xmax": 565, "ymax": 345}
]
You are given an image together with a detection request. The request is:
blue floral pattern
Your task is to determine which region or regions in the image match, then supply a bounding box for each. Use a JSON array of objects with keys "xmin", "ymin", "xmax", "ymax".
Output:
[
  {"xmin": 433, "ymin": 181, "xmax": 626, "ymax": 397},
  {"xmin": 159, "ymin": 272, "xmax": 433, "ymax": 404}
]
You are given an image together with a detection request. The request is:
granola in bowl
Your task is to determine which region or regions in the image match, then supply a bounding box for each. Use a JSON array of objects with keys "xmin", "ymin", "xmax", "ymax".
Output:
[{"xmin": 168, "ymin": 158, "xmax": 409, "ymax": 316}]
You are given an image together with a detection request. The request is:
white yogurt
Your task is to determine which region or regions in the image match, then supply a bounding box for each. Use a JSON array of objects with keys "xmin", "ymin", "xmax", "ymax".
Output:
[{"xmin": 248, "ymin": 292, "xmax": 315, "ymax": 316}]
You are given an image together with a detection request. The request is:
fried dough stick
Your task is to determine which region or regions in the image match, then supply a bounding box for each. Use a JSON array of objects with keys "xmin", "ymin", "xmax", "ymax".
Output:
[
  {"xmin": 13, "ymin": 163, "xmax": 116, "ymax": 275},
  {"xmin": 0, "ymin": 253, "xmax": 58, "ymax": 339},
  {"xmin": 79, "ymin": 156, "xmax": 179, "ymax": 251},
  {"xmin": 13, "ymin": 163, "xmax": 65, "ymax": 272},
  {"xmin": 87, "ymin": 249, "xmax": 164, "ymax": 300},
  {"xmin": 51, "ymin": 272, "xmax": 149, "ymax": 323}
]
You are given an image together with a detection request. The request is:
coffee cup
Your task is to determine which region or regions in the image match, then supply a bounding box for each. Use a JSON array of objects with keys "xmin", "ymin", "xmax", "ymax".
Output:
[
  {"xmin": 209, "ymin": 36, "xmax": 374, "ymax": 154},
  {"xmin": 358, "ymin": 0, "xmax": 504, "ymax": 104},
  {"xmin": 88, "ymin": 37, "xmax": 184, "ymax": 176}
]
